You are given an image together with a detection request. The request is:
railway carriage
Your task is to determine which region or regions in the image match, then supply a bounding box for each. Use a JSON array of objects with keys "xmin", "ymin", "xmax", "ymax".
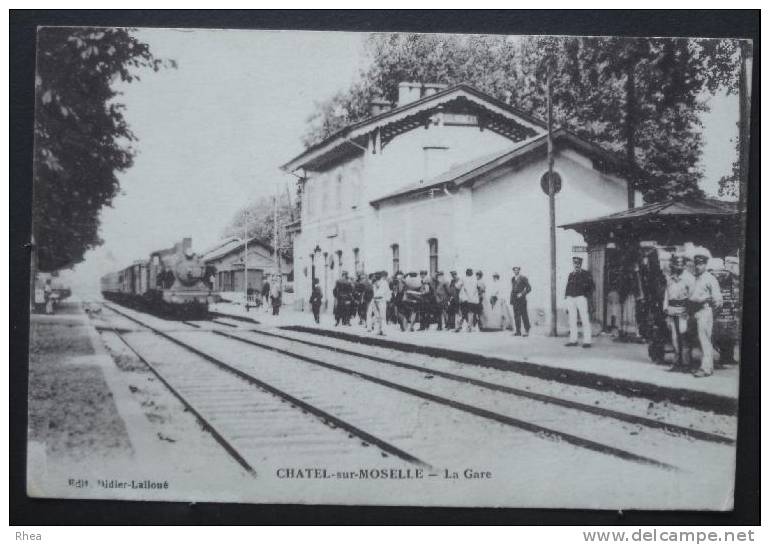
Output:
[{"xmin": 101, "ymin": 238, "xmax": 216, "ymax": 319}]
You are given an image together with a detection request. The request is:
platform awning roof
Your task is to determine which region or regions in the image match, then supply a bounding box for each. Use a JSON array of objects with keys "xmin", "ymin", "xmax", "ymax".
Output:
[{"xmin": 560, "ymin": 197, "xmax": 741, "ymax": 255}]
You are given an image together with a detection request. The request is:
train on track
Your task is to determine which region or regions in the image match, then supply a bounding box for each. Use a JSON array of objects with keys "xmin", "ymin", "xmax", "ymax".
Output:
[{"xmin": 100, "ymin": 238, "xmax": 216, "ymax": 320}]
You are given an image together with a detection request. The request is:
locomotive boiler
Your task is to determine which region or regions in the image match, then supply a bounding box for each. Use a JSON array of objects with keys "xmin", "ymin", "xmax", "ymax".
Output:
[{"xmin": 100, "ymin": 238, "xmax": 215, "ymax": 319}]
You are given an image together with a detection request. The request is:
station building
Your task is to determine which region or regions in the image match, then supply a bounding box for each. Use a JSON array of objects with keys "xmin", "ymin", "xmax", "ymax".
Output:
[
  {"xmin": 282, "ymin": 82, "xmax": 638, "ymax": 327},
  {"xmin": 201, "ymin": 236, "xmax": 292, "ymax": 300}
]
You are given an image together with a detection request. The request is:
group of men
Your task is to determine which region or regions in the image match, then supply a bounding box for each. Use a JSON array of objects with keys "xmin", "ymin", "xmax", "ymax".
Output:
[
  {"xmin": 306, "ymin": 250, "xmax": 724, "ymax": 378},
  {"xmin": 311, "ymin": 265, "xmax": 536, "ymax": 337},
  {"xmin": 663, "ymin": 252, "xmax": 723, "ymax": 378}
]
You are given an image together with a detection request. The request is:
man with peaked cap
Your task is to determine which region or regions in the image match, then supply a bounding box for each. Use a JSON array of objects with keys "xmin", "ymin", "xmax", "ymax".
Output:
[
  {"xmin": 510, "ymin": 266, "xmax": 532, "ymax": 336},
  {"xmin": 663, "ymin": 254, "xmax": 693, "ymax": 371},
  {"xmin": 564, "ymin": 256, "xmax": 594, "ymax": 347},
  {"xmin": 689, "ymin": 251, "xmax": 723, "ymax": 377}
]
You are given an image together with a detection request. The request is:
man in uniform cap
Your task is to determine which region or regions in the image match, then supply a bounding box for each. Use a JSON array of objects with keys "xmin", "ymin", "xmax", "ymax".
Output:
[
  {"xmin": 564, "ymin": 256, "xmax": 594, "ymax": 347},
  {"xmin": 689, "ymin": 251, "xmax": 723, "ymax": 377},
  {"xmin": 663, "ymin": 254, "xmax": 693, "ymax": 371}
]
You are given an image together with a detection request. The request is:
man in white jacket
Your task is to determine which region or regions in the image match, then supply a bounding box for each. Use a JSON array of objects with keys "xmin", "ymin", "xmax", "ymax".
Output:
[{"xmin": 371, "ymin": 271, "xmax": 391, "ymax": 336}]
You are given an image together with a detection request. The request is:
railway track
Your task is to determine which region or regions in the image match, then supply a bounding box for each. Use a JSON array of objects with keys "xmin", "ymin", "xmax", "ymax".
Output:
[
  {"xmin": 223, "ymin": 326, "xmax": 735, "ymax": 446},
  {"xmin": 98, "ymin": 303, "xmax": 732, "ymax": 473},
  {"xmin": 201, "ymin": 326, "xmax": 736, "ymax": 471},
  {"xmin": 100, "ymin": 304, "xmax": 425, "ymax": 475}
]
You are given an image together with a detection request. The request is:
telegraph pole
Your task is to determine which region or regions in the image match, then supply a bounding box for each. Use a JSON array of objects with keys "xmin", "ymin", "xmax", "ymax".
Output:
[
  {"xmin": 274, "ymin": 182, "xmax": 280, "ymax": 281},
  {"xmin": 547, "ymin": 65, "xmax": 558, "ymax": 337},
  {"xmin": 244, "ymin": 212, "xmax": 249, "ymax": 310}
]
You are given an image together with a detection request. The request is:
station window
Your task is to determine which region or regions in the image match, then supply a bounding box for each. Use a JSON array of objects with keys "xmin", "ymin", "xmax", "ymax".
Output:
[
  {"xmin": 336, "ymin": 250, "xmax": 343, "ymax": 271},
  {"xmin": 335, "ymin": 174, "xmax": 343, "ymax": 211},
  {"xmin": 353, "ymin": 248, "xmax": 360, "ymax": 273},
  {"xmin": 428, "ymin": 238, "xmax": 438, "ymax": 276},
  {"xmin": 391, "ymin": 244, "xmax": 400, "ymax": 275}
]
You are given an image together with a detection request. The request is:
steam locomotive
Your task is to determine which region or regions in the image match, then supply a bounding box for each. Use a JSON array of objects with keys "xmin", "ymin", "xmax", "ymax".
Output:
[{"xmin": 100, "ymin": 238, "xmax": 215, "ymax": 319}]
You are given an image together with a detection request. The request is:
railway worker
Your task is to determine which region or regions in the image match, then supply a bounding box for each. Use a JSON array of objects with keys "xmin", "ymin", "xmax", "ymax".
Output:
[
  {"xmin": 309, "ymin": 278, "xmax": 323, "ymax": 324},
  {"xmin": 688, "ymin": 252, "xmax": 723, "ymax": 378},
  {"xmin": 333, "ymin": 271, "xmax": 354, "ymax": 326},
  {"xmin": 564, "ymin": 256, "xmax": 594, "ymax": 348},
  {"xmin": 371, "ymin": 271, "xmax": 391, "ymax": 336},
  {"xmin": 663, "ymin": 255, "xmax": 693, "ymax": 371},
  {"xmin": 270, "ymin": 275, "xmax": 282, "ymax": 316},
  {"xmin": 510, "ymin": 266, "xmax": 532, "ymax": 337},
  {"xmin": 455, "ymin": 268, "xmax": 478, "ymax": 332},
  {"xmin": 434, "ymin": 271, "xmax": 451, "ymax": 331}
]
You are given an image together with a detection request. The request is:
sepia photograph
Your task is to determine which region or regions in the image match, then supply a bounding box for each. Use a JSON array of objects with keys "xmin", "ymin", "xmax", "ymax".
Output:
[{"xmin": 23, "ymin": 21, "xmax": 753, "ymax": 511}]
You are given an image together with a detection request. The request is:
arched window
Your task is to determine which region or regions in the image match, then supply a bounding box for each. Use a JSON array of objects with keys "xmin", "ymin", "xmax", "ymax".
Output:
[
  {"xmin": 391, "ymin": 244, "xmax": 400, "ymax": 275},
  {"xmin": 353, "ymin": 248, "xmax": 360, "ymax": 273},
  {"xmin": 428, "ymin": 238, "xmax": 439, "ymax": 276},
  {"xmin": 335, "ymin": 174, "xmax": 343, "ymax": 211}
]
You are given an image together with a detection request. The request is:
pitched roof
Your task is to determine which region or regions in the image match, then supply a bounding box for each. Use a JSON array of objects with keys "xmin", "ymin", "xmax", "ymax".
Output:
[
  {"xmin": 559, "ymin": 197, "xmax": 739, "ymax": 230},
  {"xmin": 370, "ymin": 129, "xmax": 631, "ymax": 207},
  {"xmin": 201, "ymin": 236, "xmax": 288, "ymax": 265},
  {"xmin": 282, "ymin": 84, "xmax": 547, "ymax": 173}
]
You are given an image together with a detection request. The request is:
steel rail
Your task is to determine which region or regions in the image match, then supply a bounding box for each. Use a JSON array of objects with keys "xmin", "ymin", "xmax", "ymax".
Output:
[
  {"xmin": 103, "ymin": 303, "xmax": 427, "ymax": 466},
  {"xmin": 211, "ymin": 328, "xmax": 678, "ymax": 471},
  {"xmin": 237, "ymin": 327, "xmax": 734, "ymax": 446}
]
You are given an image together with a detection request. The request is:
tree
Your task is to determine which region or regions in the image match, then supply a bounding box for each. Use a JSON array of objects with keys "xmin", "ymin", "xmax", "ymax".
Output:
[
  {"xmin": 222, "ymin": 190, "xmax": 297, "ymax": 263},
  {"xmin": 33, "ymin": 27, "xmax": 174, "ymax": 272},
  {"xmin": 303, "ymin": 34, "xmax": 742, "ymax": 204}
]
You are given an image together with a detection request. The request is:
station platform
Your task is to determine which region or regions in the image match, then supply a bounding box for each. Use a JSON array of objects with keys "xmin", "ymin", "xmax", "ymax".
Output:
[{"xmin": 211, "ymin": 302, "xmax": 740, "ymax": 415}]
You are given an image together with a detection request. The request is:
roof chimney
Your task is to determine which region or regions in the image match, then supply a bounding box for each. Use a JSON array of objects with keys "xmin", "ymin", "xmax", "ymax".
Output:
[
  {"xmin": 422, "ymin": 82, "xmax": 448, "ymax": 97},
  {"xmin": 369, "ymin": 97, "xmax": 393, "ymax": 117},
  {"xmin": 398, "ymin": 82, "xmax": 422, "ymax": 106},
  {"xmin": 397, "ymin": 82, "xmax": 449, "ymax": 107}
]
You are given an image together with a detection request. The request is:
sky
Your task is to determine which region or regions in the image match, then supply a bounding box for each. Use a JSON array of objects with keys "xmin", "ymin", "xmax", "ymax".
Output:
[{"xmin": 59, "ymin": 29, "xmax": 740, "ymax": 298}]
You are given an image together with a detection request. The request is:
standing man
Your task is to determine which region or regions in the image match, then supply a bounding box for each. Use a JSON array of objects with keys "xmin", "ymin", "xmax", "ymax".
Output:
[
  {"xmin": 475, "ymin": 270, "xmax": 486, "ymax": 329},
  {"xmin": 510, "ymin": 266, "xmax": 532, "ymax": 336},
  {"xmin": 418, "ymin": 270, "xmax": 435, "ymax": 330},
  {"xmin": 434, "ymin": 271, "xmax": 451, "ymax": 331},
  {"xmin": 456, "ymin": 268, "xmax": 478, "ymax": 332},
  {"xmin": 309, "ymin": 278, "xmax": 323, "ymax": 324},
  {"xmin": 269, "ymin": 275, "xmax": 282, "ymax": 316},
  {"xmin": 564, "ymin": 256, "xmax": 594, "ymax": 348},
  {"xmin": 261, "ymin": 278, "xmax": 271, "ymax": 312},
  {"xmin": 371, "ymin": 271, "xmax": 391, "ymax": 336},
  {"xmin": 446, "ymin": 270, "xmax": 460, "ymax": 331},
  {"xmin": 663, "ymin": 255, "xmax": 693, "ymax": 371},
  {"xmin": 689, "ymin": 252, "xmax": 723, "ymax": 377}
]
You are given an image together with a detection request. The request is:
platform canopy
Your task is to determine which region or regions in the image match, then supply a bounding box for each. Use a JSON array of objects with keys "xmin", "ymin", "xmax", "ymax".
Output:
[{"xmin": 560, "ymin": 197, "xmax": 742, "ymax": 257}]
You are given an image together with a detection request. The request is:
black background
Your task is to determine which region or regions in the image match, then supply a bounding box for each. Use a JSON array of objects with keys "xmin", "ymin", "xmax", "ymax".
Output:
[{"xmin": 10, "ymin": 9, "xmax": 760, "ymax": 525}]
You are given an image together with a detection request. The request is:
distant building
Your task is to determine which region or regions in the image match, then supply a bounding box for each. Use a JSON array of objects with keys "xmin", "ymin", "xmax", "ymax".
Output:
[
  {"xmin": 283, "ymin": 82, "xmax": 637, "ymax": 326},
  {"xmin": 201, "ymin": 237, "xmax": 292, "ymax": 297}
]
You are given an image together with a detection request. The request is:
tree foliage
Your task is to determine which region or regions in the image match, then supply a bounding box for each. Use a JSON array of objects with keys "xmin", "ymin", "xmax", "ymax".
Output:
[
  {"xmin": 222, "ymin": 191, "xmax": 297, "ymax": 262},
  {"xmin": 33, "ymin": 27, "xmax": 175, "ymax": 271},
  {"xmin": 303, "ymin": 34, "xmax": 745, "ymax": 204}
]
